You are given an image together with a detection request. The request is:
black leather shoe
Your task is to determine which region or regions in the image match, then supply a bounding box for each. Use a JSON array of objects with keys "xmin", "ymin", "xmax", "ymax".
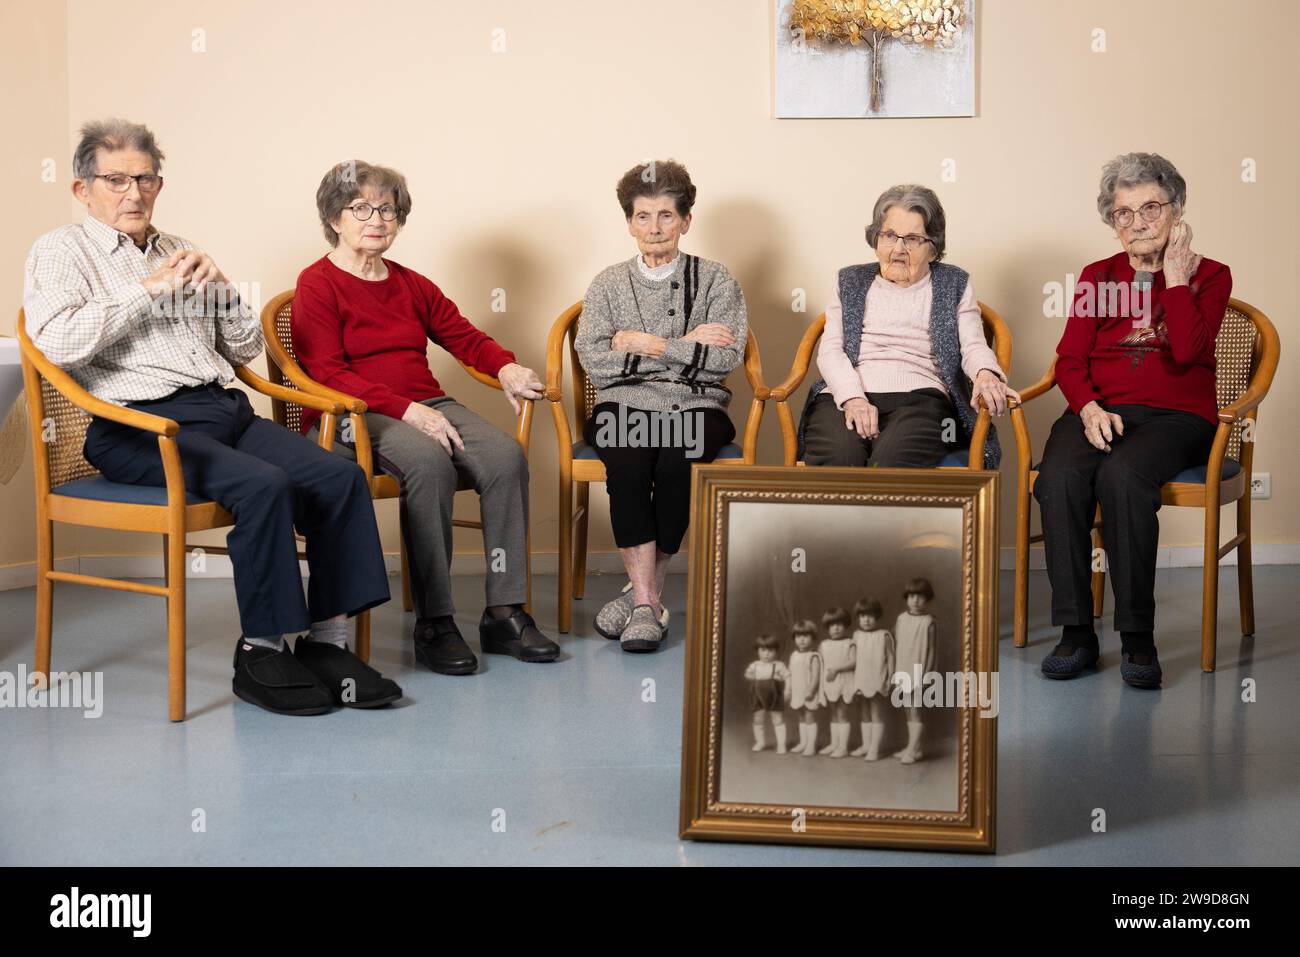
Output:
[
  {"xmin": 414, "ymin": 620, "xmax": 478, "ymax": 675},
  {"xmin": 479, "ymin": 609, "xmax": 560, "ymax": 663},
  {"xmin": 294, "ymin": 638, "xmax": 403, "ymax": 708},
  {"xmin": 232, "ymin": 640, "xmax": 334, "ymax": 715}
]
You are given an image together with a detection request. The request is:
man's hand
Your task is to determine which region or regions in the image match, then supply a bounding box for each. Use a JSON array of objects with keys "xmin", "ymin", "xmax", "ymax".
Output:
[
  {"xmin": 141, "ymin": 250, "xmax": 199, "ymax": 297},
  {"xmin": 402, "ymin": 402, "xmax": 465, "ymax": 456},
  {"xmin": 842, "ymin": 396, "xmax": 879, "ymax": 440},
  {"xmin": 1079, "ymin": 400, "xmax": 1124, "ymax": 452},
  {"xmin": 496, "ymin": 362, "xmax": 544, "ymax": 416}
]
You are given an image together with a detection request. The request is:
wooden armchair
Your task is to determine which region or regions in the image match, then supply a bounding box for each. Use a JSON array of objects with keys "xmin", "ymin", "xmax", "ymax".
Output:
[
  {"xmin": 1010, "ymin": 298, "xmax": 1280, "ymax": 671},
  {"xmin": 260, "ymin": 290, "xmax": 535, "ymax": 658},
  {"xmin": 544, "ymin": 301, "xmax": 769, "ymax": 633},
  {"xmin": 17, "ymin": 310, "xmax": 346, "ymax": 721},
  {"xmin": 769, "ymin": 302, "xmax": 1012, "ymax": 468}
]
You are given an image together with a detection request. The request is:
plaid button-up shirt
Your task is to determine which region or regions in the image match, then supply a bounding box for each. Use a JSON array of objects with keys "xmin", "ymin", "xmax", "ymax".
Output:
[{"xmin": 22, "ymin": 214, "xmax": 262, "ymax": 405}]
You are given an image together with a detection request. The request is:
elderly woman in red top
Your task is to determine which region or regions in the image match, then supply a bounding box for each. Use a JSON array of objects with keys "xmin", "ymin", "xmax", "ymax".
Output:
[
  {"xmin": 1035, "ymin": 152, "xmax": 1231, "ymax": 689},
  {"xmin": 293, "ymin": 161, "xmax": 558, "ymax": 675}
]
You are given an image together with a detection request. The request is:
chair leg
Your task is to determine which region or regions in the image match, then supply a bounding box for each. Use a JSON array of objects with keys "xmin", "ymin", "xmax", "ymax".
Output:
[
  {"xmin": 1013, "ymin": 476, "xmax": 1031, "ymax": 648},
  {"xmin": 1201, "ymin": 499, "xmax": 1222, "ymax": 673},
  {"xmin": 166, "ymin": 529, "xmax": 187, "ymax": 721},
  {"xmin": 1237, "ymin": 496, "xmax": 1255, "ymax": 637},
  {"xmin": 399, "ymin": 532, "xmax": 413, "ymax": 613},
  {"xmin": 355, "ymin": 609, "xmax": 371, "ymax": 663},
  {"xmin": 574, "ymin": 481, "xmax": 590, "ymax": 600},
  {"xmin": 1090, "ymin": 527, "xmax": 1105, "ymax": 619},
  {"xmin": 33, "ymin": 518, "xmax": 53, "ymax": 691},
  {"xmin": 557, "ymin": 469, "xmax": 573, "ymax": 634}
]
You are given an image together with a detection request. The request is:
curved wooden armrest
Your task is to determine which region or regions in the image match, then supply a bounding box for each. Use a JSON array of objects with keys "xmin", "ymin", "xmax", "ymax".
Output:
[
  {"xmin": 768, "ymin": 315, "xmax": 826, "ymax": 401},
  {"xmin": 461, "ymin": 362, "xmax": 503, "ymax": 392},
  {"xmin": 1014, "ymin": 359, "xmax": 1058, "ymax": 404},
  {"xmin": 544, "ymin": 302, "xmax": 582, "ymax": 402},
  {"xmin": 235, "ymin": 366, "xmax": 346, "ymax": 415},
  {"xmin": 1218, "ymin": 387, "xmax": 1267, "ymax": 423},
  {"xmin": 18, "ymin": 329, "xmax": 178, "ymax": 436}
]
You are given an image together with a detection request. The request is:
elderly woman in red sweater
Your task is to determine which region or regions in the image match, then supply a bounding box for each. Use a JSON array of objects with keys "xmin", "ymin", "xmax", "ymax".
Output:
[
  {"xmin": 1035, "ymin": 152, "xmax": 1231, "ymax": 689},
  {"xmin": 292, "ymin": 160, "xmax": 559, "ymax": 675}
]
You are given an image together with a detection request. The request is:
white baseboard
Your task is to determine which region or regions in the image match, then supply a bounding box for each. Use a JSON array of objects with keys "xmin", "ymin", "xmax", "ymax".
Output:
[{"xmin": 1, "ymin": 546, "xmax": 1296, "ymax": 591}]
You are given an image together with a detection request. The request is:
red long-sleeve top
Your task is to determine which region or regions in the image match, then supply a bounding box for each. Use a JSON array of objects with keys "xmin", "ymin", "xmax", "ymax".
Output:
[
  {"xmin": 1055, "ymin": 251, "xmax": 1232, "ymax": 426},
  {"xmin": 291, "ymin": 256, "xmax": 515, "ymax": 435}
]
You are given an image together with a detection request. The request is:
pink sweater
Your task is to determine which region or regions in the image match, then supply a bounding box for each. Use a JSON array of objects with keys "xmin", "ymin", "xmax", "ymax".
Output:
[{"xmin": 818, "ymin": 272, "xmax": 1004, "ymax": 409}]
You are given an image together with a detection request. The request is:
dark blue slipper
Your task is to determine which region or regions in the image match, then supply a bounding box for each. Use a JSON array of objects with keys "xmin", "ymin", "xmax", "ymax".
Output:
[
  {"xmin": 1041, "ymin": 642, "xmax": 1100, "ymax": 679},
  {"xmin": 1120, "ymin": 650, "xmax": 1162, "ymax": 689}
]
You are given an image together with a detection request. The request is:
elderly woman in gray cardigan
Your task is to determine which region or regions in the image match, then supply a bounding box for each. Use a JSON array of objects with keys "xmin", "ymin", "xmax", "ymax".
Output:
[
  {"xmin": 799, "ymin": 184, "xmax": 1016, "ymax": 469},
  {"xmin": 575, "ymin": 160, "xmax": 747, "ymax": 653}
]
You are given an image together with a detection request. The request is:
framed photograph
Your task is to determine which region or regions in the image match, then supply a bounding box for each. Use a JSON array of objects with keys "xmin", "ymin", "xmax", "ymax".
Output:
[{"xmin": 679, "ymin": 465, "xmax": 998, "ymax": 852}]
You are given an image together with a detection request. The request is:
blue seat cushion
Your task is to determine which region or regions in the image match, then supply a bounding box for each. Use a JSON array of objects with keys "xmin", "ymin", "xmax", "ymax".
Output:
[
  {"xmin": 1031, "ymin": 459, "xmax": 1241, "ymax": 484},
  {"xmin": 52, "ymin": 476, "xmax": 205, "ymax": 506},
  {"xmin": 572, "ymin": 440, "xmax": 742, "ymax": 461},
  {"xmin": 939, "ymin": 449, "xmax": 972, "ymax": 468}
]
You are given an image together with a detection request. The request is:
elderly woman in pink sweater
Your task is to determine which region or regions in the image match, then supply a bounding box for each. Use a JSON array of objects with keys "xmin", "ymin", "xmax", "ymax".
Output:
[{"xmin": 797, "ymin": 184, "xmax": 1017, "ymax": 469}]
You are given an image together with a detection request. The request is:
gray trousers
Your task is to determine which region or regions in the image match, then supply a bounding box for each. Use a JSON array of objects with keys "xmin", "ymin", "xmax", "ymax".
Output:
[{"xmin": 311, "ymin": 396, "xmax": 529, "ymax": 618}]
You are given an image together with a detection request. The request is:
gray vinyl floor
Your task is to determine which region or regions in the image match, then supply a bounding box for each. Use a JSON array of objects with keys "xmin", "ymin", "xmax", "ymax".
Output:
[{"xmin": 0, "ymin": 566, "xmax": 1296, "ymax": 866}]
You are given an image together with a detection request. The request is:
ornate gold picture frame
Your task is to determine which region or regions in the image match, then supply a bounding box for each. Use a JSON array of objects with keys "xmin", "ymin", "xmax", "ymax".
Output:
[{"xmin": 679, "ymin": 465, "xmax": 998, "ymax": 852}]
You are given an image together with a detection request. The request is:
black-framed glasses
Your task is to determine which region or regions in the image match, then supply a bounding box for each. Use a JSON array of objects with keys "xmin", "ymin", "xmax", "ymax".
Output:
[
  {"xmin": 1111, "ymin": 201, "xmax": 1172, "ymax": 228},
  {"xmin": 95, "ymin": 172, "xmax": 163, "ymax": 193},
  {"xmin": 874, "ymin": 228, "xmax": 931, "ymax": 251},
  {"xmin": 346, "ymin": 202, "xmax": 399, "ymax": 222}
]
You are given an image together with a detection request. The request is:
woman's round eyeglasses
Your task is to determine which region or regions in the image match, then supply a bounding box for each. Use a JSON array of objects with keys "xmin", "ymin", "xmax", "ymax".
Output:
[
  {"xmin": 346, "ymin": 202, "xmax": 399, "ymax": 222},
  {"xmin": 1110, "ymin": 201, "xmax": 1172, "ymax": 228}
]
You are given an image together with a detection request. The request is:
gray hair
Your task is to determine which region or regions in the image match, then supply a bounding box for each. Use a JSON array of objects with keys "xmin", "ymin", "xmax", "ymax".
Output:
[
  {"xmin": 315, "ymin": 160, "xmax": 413, "ymax": 246},
  {"xmin": 1096, "ymin": 152, "xmax": 1186, "ymax": 226},
  {"xmin": 865, "ymin": 184, "xmax": 947, "ymax": 261},
  {"xmin": 73, "ymin": 118, "xmax": 165, "ymax": 181}
]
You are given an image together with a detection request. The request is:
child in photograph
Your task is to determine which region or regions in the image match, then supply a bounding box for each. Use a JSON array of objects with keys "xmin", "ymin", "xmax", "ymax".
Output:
[
  {"xmin": 818, "ymin": 607, "xmax": 857, "ymax": 758},
  {"xmin": 785, "ymin": 620, "xmax": 824, "ymax": 756},
  {"xmin": 745, "ymin": 634, "xmax": 790, "ymax": 753},
  {"xmin": 892, "ymin": 578, "xmax": 937, "ymax": 764},
  {"xmin": 850, "ymin": 597, "xmax": 895, "ymax": 761}
]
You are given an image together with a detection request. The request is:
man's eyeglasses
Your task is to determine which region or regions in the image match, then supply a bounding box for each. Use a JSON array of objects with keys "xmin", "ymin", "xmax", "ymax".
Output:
[
  {"xmin": 95, "ymin": 172, "xmax": 163, "ymax": 193},
  {"xmin": 1110, "ymin": 201, "xmax": 1172, "ymax": 228},
  {"xmin": 874, "ymin": 229, "xmax": 931, "ymax": 250},
  {"xmin": 346, "ymin": 202, "xmax": 399, "ymax": 222}
]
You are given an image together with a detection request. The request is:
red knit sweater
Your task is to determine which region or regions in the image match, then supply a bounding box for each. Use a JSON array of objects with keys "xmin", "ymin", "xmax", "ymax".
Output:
[
  {"xmin": 291, "ymin": 256, "xmax": 515, "ymax": 435},
  {"xmin": 1055, "ymin": 251, "xmax": 1232, "ymax": 426}
]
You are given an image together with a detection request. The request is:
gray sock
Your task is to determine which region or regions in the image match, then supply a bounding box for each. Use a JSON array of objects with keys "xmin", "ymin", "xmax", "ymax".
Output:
[
  {"xmin": 306, "ymin": 618, "xmax": 348, "ymax": 649},
  {"xmin": 243, "ymin": 634, "xmax": 285, "ymax": 652}
]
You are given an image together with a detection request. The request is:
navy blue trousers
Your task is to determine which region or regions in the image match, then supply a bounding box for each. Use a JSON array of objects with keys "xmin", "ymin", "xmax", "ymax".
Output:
[{"xmin": 84, "ymin": 384, "xmax": 390, "ymax": 637}]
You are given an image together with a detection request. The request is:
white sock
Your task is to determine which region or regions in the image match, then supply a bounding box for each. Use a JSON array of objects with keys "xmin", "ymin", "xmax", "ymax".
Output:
[
  {"xmin": 306, "ymin": 618, "xmax": 348, "ymax": 649},
  {"xmin": 243, "ymin": 634, "xmax": 285, "ymax": 652}
]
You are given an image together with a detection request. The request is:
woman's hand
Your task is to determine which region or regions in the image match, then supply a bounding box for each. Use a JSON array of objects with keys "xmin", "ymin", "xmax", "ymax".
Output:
[
  {"xmin": 971, "ymin": 369, "xmax": 1020, "ymax": 416},
  {"xmin": 496, "ymin": 362, "xmax": 544, "ymax": 416},
  {"xmin": 1079, "ymin": 400, "xmax": 1124, "ymax": 452},
  {"xmin": 402, "ymin": 402, "xmax": 465, "ymax": 456},
  {"xmin": 842, "ymin": 396, "xmax": 879, "ymax": 440},
  {"xmin": 682, "ymin": 322, "xmax": 736, "ymax": 348},
  {"xmin": 1162, "ymin": 220, "xmax": 1201, "ymax": 288},
  {"xmin": 611, "ymin": 330, "xmax": 667, "ymax": 357}
]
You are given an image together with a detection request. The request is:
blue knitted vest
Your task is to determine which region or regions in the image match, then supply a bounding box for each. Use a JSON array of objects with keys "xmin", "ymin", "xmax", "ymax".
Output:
[{"xmin": 796, "ymin": 261, "xmax": 1001, "ymax": 469}]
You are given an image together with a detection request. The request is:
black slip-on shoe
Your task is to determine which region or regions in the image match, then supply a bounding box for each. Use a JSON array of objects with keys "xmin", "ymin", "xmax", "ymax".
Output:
[
  {"xmin": 479, "ymin": 609, "xmax": 560, "ymax": 662},
  {"xmin": 293, "ymin": 638, "xmax": 403, "ymax": 708},
  {"xmin": 1120, "ymin": 650, "xmax": 1163, "ymax": 689},
  {"xmin": 1041, "ymin": 642, "xmax": 1101, "ymax": 679},
  {"xmin": 232, "ymin": 640, "xmax": 334, "ymax": 716},
  {"xmin": 413, "ymin": 621, "xmax": 478, "ymax": 675}
]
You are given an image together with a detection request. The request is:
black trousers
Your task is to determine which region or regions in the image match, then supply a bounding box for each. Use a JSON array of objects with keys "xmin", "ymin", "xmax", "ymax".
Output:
[
  {"xmin": 84, "ymin": 384, "xmax": 390, "ymax": 637},
  {"xmin": 1033, "ymin": 405, "xmax": 1215, "ymax": 633},
  {"xmin": 583, "ymin": 402, "xmax": 735, "ymax": 554},
  {"xmin": 802, "ymin": 389, "xmax": 958, "ymax": 468}
]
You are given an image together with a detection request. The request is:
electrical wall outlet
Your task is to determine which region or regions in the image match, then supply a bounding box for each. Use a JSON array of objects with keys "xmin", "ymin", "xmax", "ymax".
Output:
[{"xmin": 1250, "ymin": 472, "xmax": 1271, "ymax": 499}]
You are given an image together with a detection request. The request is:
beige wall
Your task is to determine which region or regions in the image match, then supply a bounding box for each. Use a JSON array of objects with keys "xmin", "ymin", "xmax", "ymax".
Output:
[{"xmin": 3, "ymin": 0, "xmax": 1296, "ymax": 573}]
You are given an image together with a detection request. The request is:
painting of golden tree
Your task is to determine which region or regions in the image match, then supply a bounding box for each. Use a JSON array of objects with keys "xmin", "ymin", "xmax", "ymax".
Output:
[{"xmin": 789, "ymin": 0, "xmax": 968, "ymax": 114}]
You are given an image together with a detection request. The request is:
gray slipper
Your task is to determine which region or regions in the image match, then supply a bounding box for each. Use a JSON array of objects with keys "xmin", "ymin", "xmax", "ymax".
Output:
[
  {"xmin": 620, "ymin": 604, "xmax": 666, "ymax": 653},
  {"xmin": 595, "ymin": 582, "xmax": 669, "ymax": 639}
]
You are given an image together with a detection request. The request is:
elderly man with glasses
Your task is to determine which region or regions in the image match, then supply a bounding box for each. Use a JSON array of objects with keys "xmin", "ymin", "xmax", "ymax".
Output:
[{"xmin": 22, "ymin": 118, "xmax": 398, "ymax": 716}]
